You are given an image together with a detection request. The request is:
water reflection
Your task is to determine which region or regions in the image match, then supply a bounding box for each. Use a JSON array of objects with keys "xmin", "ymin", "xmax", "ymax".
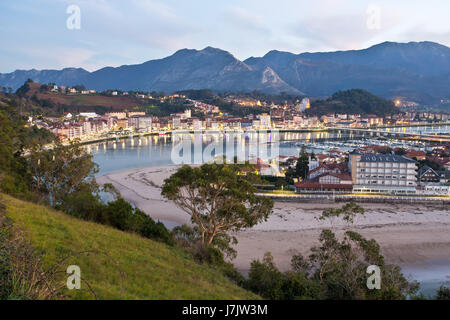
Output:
[{"xmin": 89, "ymin": 126, "xmax": 448, "ymax": 176}]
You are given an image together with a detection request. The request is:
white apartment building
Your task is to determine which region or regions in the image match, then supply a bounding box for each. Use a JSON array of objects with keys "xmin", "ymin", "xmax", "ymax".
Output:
[
  {"xmin": 192, "ymin": 119, "xmax": 203, "ymax": 131},
  {"xmin": 127, "ymin": 116, "xmax": 152, "ymax": 131},
  {"xmin": 138, "ymin": 117, "xmax": 152, "ymax": 131},
  {"xmin": 82, "ymin": 121, "xmax": 92, "ymax": 136},
  {"xmin": 172, "ymin": 117, "xmax": 182, "ymax": 130},
  {"xmin": 352, "ymin": 154, "xmax": 417, "ymax": 194},
  {"xmin": 78, "ymin": 112, "xmax": 99, "ymax": 119},
  {"xmin": 105, "ymin": 112, "xmax": 127, "ymax": 120},
  {"xmin": 128, "ymin": 117, "xmax": 139, "ymax": 130},
  {"xmin": 128, "ymin": 111, "xmax": 146, "ymax": 117},
  {"xmin": 293, "ymin": 116, "xmax": 304, "ymax": 126},
  {"xmin": 298, "ymin": 98, "xmax": 310, "ymax": 112},
  {"xmin": 259, "ymin": 114, "xmax": 272, "ymax": 129},
  {"xmin": 68, "ymin": 125, "xmax": 83, "ymax": 140}
]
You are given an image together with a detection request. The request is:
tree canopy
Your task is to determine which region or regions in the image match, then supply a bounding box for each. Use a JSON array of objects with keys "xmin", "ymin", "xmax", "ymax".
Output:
[
  {"xmin": 246, "ymin": 203, "xmax": 419, "ymax": 300},
  {"xmin": 161, "ymin": 163, "xmax": 273, "ymax": 255},
  {"xmin": 307, "ymin": 89, "xmax": 398, "ymax": 117},
  {"xmin": 295, "ymin": 145, "xmax": 309, "ymax": 180},
  {"xmin": 28, "ymin": 140, "xmax": 98, "ymax": 206}
]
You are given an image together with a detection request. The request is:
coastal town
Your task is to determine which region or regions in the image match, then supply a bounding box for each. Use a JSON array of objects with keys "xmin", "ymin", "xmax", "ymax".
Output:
[
  {"xmin": 24, "ymin": 85, "xmax": 450, "ymax": 199},
  {"xmin": 30, "ymin": 85, "xmax": 450, "ymax": 140},
  {"xmin": 1, "ymin": 0, "xmax": 450, "ymax": 303},
  {"xmin": 278, "ymin": 146, "xmax": 450, "ymax": 197}
]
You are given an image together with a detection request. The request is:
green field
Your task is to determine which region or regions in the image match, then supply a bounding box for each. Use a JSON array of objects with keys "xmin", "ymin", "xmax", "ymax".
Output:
[
  {"xmin": 2, "ymin": 194, "xmax": 258, "ymax": 300},
  {"xmin": 25, "ymin": 82, "xmax": 149, "ymax": 111}
]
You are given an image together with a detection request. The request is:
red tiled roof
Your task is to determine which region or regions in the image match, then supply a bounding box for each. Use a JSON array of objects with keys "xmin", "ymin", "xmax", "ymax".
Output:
[
  {"xmin": 256, "ymin": 163, "xmax": 270, "ymax": 169},
  {"xmin": 405, "ymin": 150, "xmax": 426, "ymax": 158},
  {"xmin": 427, "ymin": 156, "xmax": 450, "ymax": 166},
  {"xmin": 327, "ymin": 149, "xmax": 345, "ymax": 155},
  {"xmin": 360, "ymin": 145, "xmax": 391, "ymax": 153},
  {"xmin": 298, "ymin": 172, "xmax": 352, "ymax": 185},
  {"xmin": 309, "ymin": 163, "xmax": 346, "ymax": 175},
  {"xmin": 318, "ymin": 172, "xmax": 352, "ymax": 181}
]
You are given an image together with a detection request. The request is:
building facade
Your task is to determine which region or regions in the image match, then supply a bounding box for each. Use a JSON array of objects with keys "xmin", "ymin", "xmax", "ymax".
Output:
[
  {"xmin": 352, "ymin": 154, "xmax": 417, "ymax": 194},
  {"xmin": 295, "ymin": 173, "xmax": 353, "ymax": 193},
  {"xmin": 417, "ymin": 165, "xmax": 440, "ymax": 183}
]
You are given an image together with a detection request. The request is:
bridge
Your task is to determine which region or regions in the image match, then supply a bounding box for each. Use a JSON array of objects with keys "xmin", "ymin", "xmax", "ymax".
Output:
[{"xmin": 331, "ymin": 126, "xmax": 450, "ymax": 143}]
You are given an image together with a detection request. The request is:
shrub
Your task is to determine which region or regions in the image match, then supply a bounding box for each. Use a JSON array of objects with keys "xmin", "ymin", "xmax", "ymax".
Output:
[
  {"xmin": 245, "ymin": 230, "xmax": 419, "ymax": 300},
  {"xmin": 436, "ymin": 286, "xmax": 450, "ymax": 300},
  {"xmin": 128, "ymin": 209, "xmax": 173, "ymax": 245},
  {"xmin": 246, "ymin": 253, "xmax": 287, "ymax": 299},
  {"xmin": 61, "ymin": 189, "xmax": 173, "ymax": 246}
]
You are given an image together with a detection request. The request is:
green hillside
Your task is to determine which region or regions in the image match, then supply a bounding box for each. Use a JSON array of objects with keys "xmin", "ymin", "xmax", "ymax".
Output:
[
  {"xmin": 307, "ymin": 89, "xmax": 399, "ymax": 117},
  {"xmin": 2, "ymin": 193, "xmax": 258, "ymax": 300}
]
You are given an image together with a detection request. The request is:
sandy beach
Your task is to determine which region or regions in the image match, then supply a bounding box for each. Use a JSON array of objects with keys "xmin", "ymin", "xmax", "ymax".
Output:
[
  {"xmin": 97, "ymin": 166, "xmax": 450, "ymax": 274},
  {"xmin": 97, "ymin": 165, "xmax": 192, "ymax": 227}
]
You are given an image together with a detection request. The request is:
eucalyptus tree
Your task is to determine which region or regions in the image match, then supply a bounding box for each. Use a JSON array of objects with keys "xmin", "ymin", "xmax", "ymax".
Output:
[
  {"xmin": 28, "ymin": 139, "xmax": 98, "ymax": 206},
  {"xmin": 162, "ymin": 163, "xmax": 273, "ymax": 254}
]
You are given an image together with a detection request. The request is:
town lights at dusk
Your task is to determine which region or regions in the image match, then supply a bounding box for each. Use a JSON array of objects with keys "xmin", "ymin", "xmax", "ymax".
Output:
[{"xmin": 0, "ymin": 0, "xmax": 449, "ymax": 310}]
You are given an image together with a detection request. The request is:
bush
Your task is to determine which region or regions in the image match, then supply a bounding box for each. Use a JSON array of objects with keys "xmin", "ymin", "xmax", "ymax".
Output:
[
  {"xmin": 60, "ymin": 189, "xmax": 173, "ymax": 246},
  {"xmin": 59, "ymin": 186, "xmax": 105, "ymax": 222},
  {"xmin": 128, "ymin": 209, "xmax": 173, "ymax": 245},
  {"xmin": 245, "ymin": 230, "xmax": 419, "ymax": 300},
  {"xmin": 171, "ymin": 225, "xmax": 244, "ymax": 285},
  {"xmin": 195, "ymin": 245, "xmax": 245, "ymax": 286},
  {"xmin": 0, "ymin": 174, "xmax": 29, "ymax": 197},
  {"xmin": 246, "ymin": 253, "xmax": 287, "ymax": 299},
  {"xmin": 103, "ymin": 198, "xmax": 134, "ymax": 231},
  {"xmin": 245, "ymin": 253, "xmax": 322, "ymax": 300},
  {"xmin": 436, "ymin": 286, "xmax": 450, "ymax": 300}
]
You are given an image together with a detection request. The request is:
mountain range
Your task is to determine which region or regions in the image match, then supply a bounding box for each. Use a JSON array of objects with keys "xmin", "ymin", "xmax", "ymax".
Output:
[{"xmin": 1, "ymin": 41, "xmax": 449, "ymax": 103}]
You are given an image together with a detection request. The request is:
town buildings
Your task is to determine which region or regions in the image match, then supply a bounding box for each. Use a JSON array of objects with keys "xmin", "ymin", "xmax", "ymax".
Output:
[
  {"xmin": 297, "ymin": 98, "xmax": 310, "ymax": 112},
  {"xmin": 295, "ymin": 173, "xmax": 353, "ymax": 193},
  {"xmin": 418, "ymin": 165, "xmax": 441, "ymax": 183},
  {"xmin": 352, "ymin": 154, "xmax": 417, "ymax": 194}
]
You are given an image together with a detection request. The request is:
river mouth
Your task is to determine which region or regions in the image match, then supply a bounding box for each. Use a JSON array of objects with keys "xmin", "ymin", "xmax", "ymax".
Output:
[
  {"xmin": 86, "ymin": 127, "xmax": 450, "ymax": 176},
  {"xmin": 91, "ymin": 130, "xmax": 450, "ymax": 298}
]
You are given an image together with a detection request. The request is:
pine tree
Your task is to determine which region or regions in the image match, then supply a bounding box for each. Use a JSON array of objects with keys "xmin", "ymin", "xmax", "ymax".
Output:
[{"xmin": 296, "ymin": 145, "xmax": 309, "ymax": 180}]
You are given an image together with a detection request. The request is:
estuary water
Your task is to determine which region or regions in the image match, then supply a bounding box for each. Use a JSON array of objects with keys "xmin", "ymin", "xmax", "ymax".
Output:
[
  {"xmin": 88, "ymin": 127, "xmax": 448, "ymax": 176},
  {"xmin": 89, "ymin": 127, "xmax": 450, "ymax": 297}
]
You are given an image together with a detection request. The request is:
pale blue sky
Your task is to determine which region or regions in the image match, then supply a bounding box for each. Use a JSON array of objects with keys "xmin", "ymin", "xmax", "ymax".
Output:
[{"xmin": 0, "ymin": 0, "xmax": 449, "ymax": 72}]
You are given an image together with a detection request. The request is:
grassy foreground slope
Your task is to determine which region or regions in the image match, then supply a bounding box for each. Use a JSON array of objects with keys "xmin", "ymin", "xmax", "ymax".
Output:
[{"xmin": 2, "ymin": 194, "xmax": 258, "ymax": 300}]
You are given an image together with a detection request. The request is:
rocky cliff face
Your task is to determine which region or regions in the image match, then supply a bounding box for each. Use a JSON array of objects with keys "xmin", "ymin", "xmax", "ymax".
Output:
[{"xmin": 244, "ymin": 41, "xmax": 450, "ymax": 101}]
